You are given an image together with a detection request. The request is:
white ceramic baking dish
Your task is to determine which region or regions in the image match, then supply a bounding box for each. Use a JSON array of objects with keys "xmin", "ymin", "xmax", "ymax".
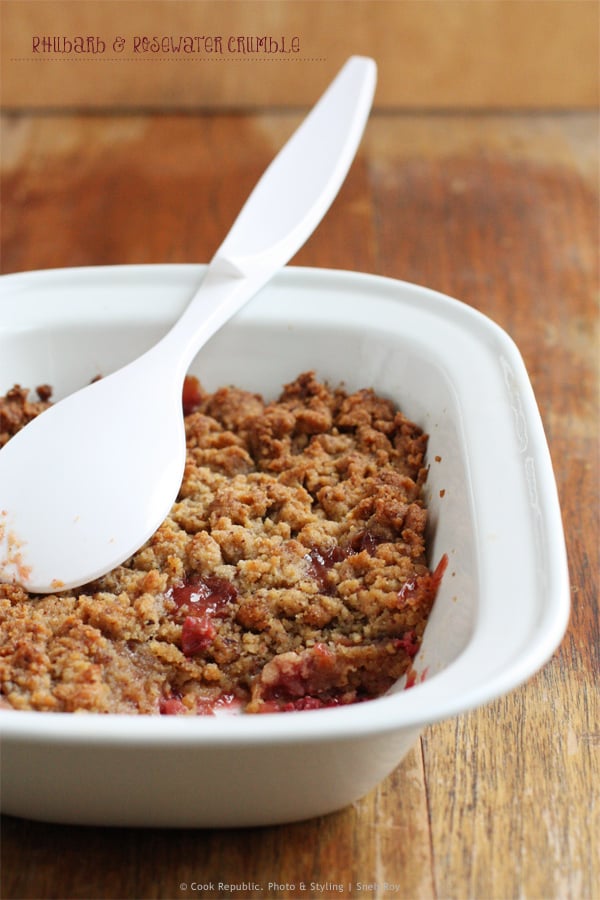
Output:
[{"xmin": 0, "ymin": 265, "xmax": 569, "ymax": 827}]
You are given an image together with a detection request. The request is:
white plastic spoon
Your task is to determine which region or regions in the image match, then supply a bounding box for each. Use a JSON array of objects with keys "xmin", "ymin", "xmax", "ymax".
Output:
[{"xmin": 0, "ymin": 56, "xmax": 376, "ymax": 593}]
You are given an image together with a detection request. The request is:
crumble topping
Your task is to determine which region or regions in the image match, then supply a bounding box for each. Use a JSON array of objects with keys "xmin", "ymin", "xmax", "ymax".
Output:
[
  {"xmin": 0, "ymin": 384, "xmax": 52, "ymax": 448},
  {"xmin": 0, "ymin": 372, "xmax": 445, "ymax": 714}
]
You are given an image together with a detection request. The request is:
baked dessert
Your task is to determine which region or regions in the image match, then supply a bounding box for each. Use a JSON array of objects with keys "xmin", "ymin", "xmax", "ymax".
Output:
[{"xmin": 0, "ymin": 372, "xmax": 446, "ymax": 715}]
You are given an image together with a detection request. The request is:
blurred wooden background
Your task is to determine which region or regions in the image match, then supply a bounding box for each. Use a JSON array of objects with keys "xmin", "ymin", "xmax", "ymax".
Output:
[{"xmin": 1, "ymin": 0, "xmax": 598, "ymax": 111}]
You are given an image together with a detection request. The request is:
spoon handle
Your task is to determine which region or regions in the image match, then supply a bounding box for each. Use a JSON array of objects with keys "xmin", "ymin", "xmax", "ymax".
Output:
[
  {"xmin": 213, "ymin": 56, "xmax": 376, "ymax": 278},
  {"xmin": 161, "ymin": 56, "xmax": 376, "ymax": 371}
]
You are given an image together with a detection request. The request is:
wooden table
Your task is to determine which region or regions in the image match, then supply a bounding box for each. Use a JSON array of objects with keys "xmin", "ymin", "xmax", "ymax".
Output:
[{"xmin": 1, "ymin": 110, "xmax": 598, "ymax": 900}]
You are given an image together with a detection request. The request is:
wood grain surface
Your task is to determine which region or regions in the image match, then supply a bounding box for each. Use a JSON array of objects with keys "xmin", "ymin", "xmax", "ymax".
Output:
[
  {"xmin": 0, "ymin": 110, "xmax": 598, "ymax": 900},
  {"xmin": 2, "ymin": 1, "xmax": 598, "ymax": 111}
]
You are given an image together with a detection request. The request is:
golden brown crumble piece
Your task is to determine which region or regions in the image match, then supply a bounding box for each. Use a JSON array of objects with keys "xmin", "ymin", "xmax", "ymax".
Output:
[
  {"xmin": 0, "ymin": 385, "xmax": 52, "ymax": 447},
  {"xmin": 0, "ymin": 373, "xmax": 445, "ymax": 715}
]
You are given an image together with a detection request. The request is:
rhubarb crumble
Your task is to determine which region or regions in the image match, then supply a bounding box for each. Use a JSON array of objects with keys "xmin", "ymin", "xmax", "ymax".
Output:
[{"xmin": 0, "ymin": 372, "xmax": 445, "ymax": 715}]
